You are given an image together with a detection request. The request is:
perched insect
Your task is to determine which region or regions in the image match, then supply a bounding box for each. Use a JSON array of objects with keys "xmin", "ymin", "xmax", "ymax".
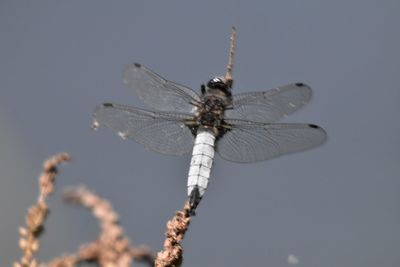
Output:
[{"xmin": 92, "ymin": 28, "xmax": 327, "ymax": 213}]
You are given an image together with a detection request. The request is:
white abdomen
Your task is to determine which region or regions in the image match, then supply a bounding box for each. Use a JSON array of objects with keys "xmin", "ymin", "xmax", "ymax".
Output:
[{"xmin": 187, "ymin": 130, "xmax": 216, "ymax": 209}]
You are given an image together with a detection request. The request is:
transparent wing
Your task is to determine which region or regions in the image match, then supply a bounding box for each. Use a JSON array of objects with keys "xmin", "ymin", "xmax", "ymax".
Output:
[
  {"xmin": 217, "ymin": 119, "xmax": 327, "ymax": 163},
  {"xmin": 93, "ymin": 103, "xmax": 195, "ymax": 155},
  {"xmin": 123, "ymin": 63, "xmax": 201, "ymax": 113},
  {"xmin": 225, "ymin": 83, "xmax": 312, "ymax": 123}
]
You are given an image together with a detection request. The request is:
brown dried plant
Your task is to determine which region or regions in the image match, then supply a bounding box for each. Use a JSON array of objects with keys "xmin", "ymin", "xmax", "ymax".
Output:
[
  {"xmin": 14, "ymin": 153, "xmax": 193, "ymax": 267},
  {"xmin": 155, "ymin": 202, "xmax": 192, "ymax": 267},
  {"xmin": 225, "ymin": 26, "xmax": 237, "ymax": 86},
  {"xmin": 14, "ymin": 153, "xmax": 70, "ymax": 267}
]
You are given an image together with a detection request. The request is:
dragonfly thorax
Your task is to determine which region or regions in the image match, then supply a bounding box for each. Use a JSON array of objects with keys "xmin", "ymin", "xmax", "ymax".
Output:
[
  {"xmin": 199, "ymin": 113, "xmax": 218, "ymax": 128},
  {"xmin": 190, "ymin": 95, "xmax": 230, "ymax": 138},
  {"xmin": 190, "ymin": 78, "xmax": 233, "ymax": 137}
]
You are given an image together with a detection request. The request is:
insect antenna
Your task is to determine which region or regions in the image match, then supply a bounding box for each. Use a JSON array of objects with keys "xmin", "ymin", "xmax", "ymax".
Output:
[{"xmin": 225, "ymin": 26, "xmax": 237, "ymax": 88}]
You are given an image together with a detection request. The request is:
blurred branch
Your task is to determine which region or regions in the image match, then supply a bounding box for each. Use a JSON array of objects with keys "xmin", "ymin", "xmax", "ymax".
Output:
[
  {"xmin": 14, "ymin": 154, "xmax": 195, "ymax": 267},
  {"xmin": 41, "ymin": 186, "xmax": 155, "ymax": 267},
  {"xmin": 14, "ymin": 153, "xmax": 70, "ymax": 267},
  {"xmin": 155, "ymin": 202, "xmax": 192, "ymax": 267}
]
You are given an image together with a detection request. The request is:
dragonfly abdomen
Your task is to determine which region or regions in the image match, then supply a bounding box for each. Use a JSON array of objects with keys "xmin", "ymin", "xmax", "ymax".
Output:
[{"xmin": 187, "ymin": 130, "xmax": 216, "ymax": 211}]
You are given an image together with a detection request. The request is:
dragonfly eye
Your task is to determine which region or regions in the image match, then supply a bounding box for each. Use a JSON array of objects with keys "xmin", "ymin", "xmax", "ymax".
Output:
[{"xmin": 207, "ymin": 77, "xmax": 227, "ymax": 90}]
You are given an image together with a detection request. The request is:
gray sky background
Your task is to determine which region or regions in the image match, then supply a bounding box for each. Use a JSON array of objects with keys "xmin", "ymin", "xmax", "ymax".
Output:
[{"xmin": 1, "ymin": 1, "xmax": 399, "ymax": 266}]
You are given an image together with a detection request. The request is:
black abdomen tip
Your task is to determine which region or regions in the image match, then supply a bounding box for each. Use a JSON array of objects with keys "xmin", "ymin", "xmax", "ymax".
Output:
[
  {"xmin": 189, "ymin": 186, "xmax": 202, "ymax": 214},
  {"xmin": 134, "ymin": 63, "xmax": 141, "ymax": 68},
  {"xmin": 103, "ymin": 103, "xmax": 114, "ymax": 107},
  {"xmin": 295, "ymin": 83, "xmax": 305, "ymax": 87}
]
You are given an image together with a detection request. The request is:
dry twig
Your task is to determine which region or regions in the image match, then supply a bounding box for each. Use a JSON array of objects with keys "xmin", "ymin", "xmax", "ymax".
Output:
[
  {"xmin": 155, "ymin": 202, "xmax": 192, "ymax": 267},
  {"xmin": 225, "ymin": 26, "xmax": 237, "ymax": 87},
  {"xmin": 14, "ymin": 153, "xmax": 70, "ymax": 267}
]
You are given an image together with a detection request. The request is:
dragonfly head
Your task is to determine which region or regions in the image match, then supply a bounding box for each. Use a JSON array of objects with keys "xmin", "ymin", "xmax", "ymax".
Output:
[
  {"xmin": 205, "ymin": 76, "xmax": 232, "ymax": 97},
  {"xmin": 207, "ymin": 77, "xmax": 226, "ymax": 89}
]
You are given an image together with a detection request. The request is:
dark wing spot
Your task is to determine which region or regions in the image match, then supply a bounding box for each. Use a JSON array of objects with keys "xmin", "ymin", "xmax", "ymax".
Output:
[
  {"xmin": 295, "ymin": 83, "xmax": 305, "ymax": 87},
  {"xmin": 308, "ymin": 124, "xmax": 320, "ymax": 129},
  {"xmin": 103, "ymin": 103, "xmax": 114, "ymax": 107},
  {"xmin": 134, "ymin": 63, "xmax": 141, "ymax": 68}
]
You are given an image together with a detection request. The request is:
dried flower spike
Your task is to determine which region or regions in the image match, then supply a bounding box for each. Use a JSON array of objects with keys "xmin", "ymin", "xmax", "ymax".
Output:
[
  {"xmin": 155, "ymin": 202, "xmax": 192, "ymax": 267},
  {"xmin": 14, "ymin": 153, "xmax": 70, "ymax": 267}
]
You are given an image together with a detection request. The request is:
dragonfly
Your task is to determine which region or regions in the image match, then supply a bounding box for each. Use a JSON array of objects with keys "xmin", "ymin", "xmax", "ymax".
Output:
[{"xmin": 92, "ymin": 28, "xmax": 327, "ymax": 213}]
